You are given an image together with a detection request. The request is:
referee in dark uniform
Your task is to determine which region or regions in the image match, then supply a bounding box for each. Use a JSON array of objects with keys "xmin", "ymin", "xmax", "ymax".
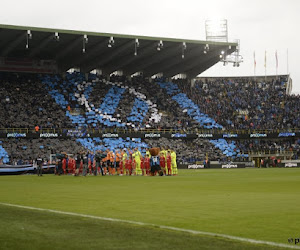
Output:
[
  {"xmin": 36, "ymin": 156, "xmax": 43, "ymax": 176},
  {"xmin": 75, "ymin": 152, "xmax": 81, "ymax": 176}
]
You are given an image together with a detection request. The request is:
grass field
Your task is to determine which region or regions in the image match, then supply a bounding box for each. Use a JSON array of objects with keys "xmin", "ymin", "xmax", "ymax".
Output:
[{"xmin": 1, "ymin": 168, "xmax": 300, "ymax": 249}]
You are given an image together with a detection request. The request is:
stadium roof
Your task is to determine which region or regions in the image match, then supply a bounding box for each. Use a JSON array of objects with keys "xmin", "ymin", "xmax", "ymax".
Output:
[{"xmin": 0, "ymin": 24, "xmax": 237, "ymax": 78}]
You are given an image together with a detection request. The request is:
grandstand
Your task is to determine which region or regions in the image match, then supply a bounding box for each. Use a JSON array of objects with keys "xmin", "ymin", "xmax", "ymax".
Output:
[{"xmin": 0, "ymin": 24, "xmax": 299, "ymax": 169}]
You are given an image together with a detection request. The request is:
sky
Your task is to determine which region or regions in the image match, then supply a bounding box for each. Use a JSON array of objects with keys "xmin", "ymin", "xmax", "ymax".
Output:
[{"xmin": 0, "ymin": 0, "xmax": 300, "ymax": 92}]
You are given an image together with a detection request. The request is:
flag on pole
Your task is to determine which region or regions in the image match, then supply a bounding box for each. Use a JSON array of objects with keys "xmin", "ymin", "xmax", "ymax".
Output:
[
  {"xmin": 264, "ymin": 50, "xmax": 267, "ymax": 68},
  {"xmin": 254, "ymin": 51, "xmax": 256, "ymax": 68},
  {"xmin": 275, "ymin": 50, "xmax": 278, "ymax": 69}
]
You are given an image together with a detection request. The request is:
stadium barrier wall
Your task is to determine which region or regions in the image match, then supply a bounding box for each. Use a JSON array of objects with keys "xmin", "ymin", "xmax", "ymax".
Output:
[
  {"xmin": 182, "ymin": 161, "xmax": 300, "ymax": 169},
  {"xmin": 180, "ymin": 162, "xmax": 253, "ymax": 169}
]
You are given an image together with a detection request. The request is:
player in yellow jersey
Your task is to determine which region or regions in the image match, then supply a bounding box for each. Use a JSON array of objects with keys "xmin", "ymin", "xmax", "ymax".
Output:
[
  {"xmin": 160, "ymin": 147, "xmax": 168, "ymax": 175},
  {"xmin": 171, "ymin": 150, "xmax": 178, "ymax": 175},
  {"xmin": 132, "ymin": 148, "xmax": 142, "ymax": 175}
]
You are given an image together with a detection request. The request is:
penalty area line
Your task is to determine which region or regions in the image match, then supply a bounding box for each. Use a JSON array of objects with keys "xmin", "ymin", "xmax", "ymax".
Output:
[{"xmin": 0, "ymin": 202, "xmax": 299, "ymax": 249}]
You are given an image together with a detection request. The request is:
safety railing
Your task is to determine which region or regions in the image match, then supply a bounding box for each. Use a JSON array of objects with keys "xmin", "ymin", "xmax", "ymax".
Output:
[{"xmin": 0, "ymin": 127, "xmax": 300, "ymax": 135}]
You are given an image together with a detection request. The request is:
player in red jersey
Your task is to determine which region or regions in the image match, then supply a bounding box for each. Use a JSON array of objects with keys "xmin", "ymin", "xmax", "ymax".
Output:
[
  {"xmin": 140, "ymin": 156, "xmax": 145, "ymax": 176},
  {"xmin": 62, "ymin": 157, "xmax": 67, "ymax": 175},
  {"xmin": 68, "ymin": 157, "xmax": 74, "ymax": 175},
  {"xmin": 166, "ymin": 150, "xmax": 172, "ymax": 175},
  {"xmin": 126, "ymin": 156, "xmax": 132, "ymax": 176},
  {"xmin": 145, "ymin": 156, "xmax": 150, "ymax": 176}
]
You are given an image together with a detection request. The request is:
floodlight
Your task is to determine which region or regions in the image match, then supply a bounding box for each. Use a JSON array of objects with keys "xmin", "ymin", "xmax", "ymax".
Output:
[
  {"xmin": 82, "ymin": 34, "xmax": 88, "ymax": 53},
  {"xmin": 203, "ymin": 44, "xmax": 209, "ymax": 54},
  {"xmin": 26, "ymin": 30, "xmax": 32, "ymax": 49},
  {"xmin": 134, "ymin": 38, "xmax": 139, "ymax": 56},
  {"xmin": 182, "ymin": 42, "xmax": 187, "ymax": 59},
  {"xmin": 157, "ymin": 40, "xmax": 163, "ymax": 51},
  {"xmin": 108, "ymin": 36, "xmax": 114, "ymax": 48},
  {"xmin": 27, "ymin": 30, "xmax": 32, "ymax": 39},
  {"xmin": 54, "ymin": 32, "xmax": 59, "ymax": 41},
  {"xmin": 84, "ymin": 34, "xmax": 88, "ymax": 43}
]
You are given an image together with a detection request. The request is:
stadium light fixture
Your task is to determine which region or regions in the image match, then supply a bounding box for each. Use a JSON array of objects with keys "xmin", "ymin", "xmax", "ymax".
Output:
[
  {"xmin": 182, "ymin": 42, "xmax": 187, "ymax": 59},
  {"xmin": 157, "ymin": 40, "xmax": 163, "ymax": 51},
  {"xmin": 108, "ymin": 36, "xmax": 114, "ymax": 48},
  {"xmin": 82, "ymin": 34, "xmax": 88, "ymax": 53},
  {"xmin": 203, "ymin": 44, "xmax": 209, "ymax": 54},
  {"xmin": 221, "ymin": 40, "xmax": 243, "ymax": 67},
  {"xmin": 134, "ymin": 38, "xmax": 139, "ymax": 56},
  {"xmin": 27, "ymin": 30, "xmax": 32, "ymax": 39},
  {"xmin": 221, "ymin": 50, "xmax": 224, "ymax": 55},
  {"xmin": 26, "ymin": 30, "xmax": 32, "ymax": 49},
  {"xmin": 54, "ymin": 32, "xmax": 59, "ymax": 42}
]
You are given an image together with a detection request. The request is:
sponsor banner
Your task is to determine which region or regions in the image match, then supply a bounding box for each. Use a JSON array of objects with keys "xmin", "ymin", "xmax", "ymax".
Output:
[
  {"xmin": 187, "ymin": 164, "xmax": 205, "ymax": 169},
  {"xmin": 183, "ymin": 162, "xmax": 249, "ymax": 169},
  {"xmin": 65, "ymin": 129, "xmax": 88, "ymax": 137},
  {"xmin": 6, "ymin": 133, "xmax": 27, "ymax": 138},
  {"xmin": 40, "ymin": 133, "xmax": 59, "ymax": 138},
  {"xmin": 278, "ymin": 132, "xmax": 296, "ymax": 137},
  {"xmin": 221, "ymin": 164, "xmax": 238, "ymax": 168},
  {"xmin": 197, "ymin": 133, "xmax": 213, "ymax": 138},
  {"xmin": 166, "ymin": 133, "xmax": 198, "ymax": 139},
  {"xmin": 223, "ymin": 133, "xmax": 238, "ymax": 138},
  {"xmin": 171, "ymin": 133, "xmax": 187, "ymax": 138},
  {"xmin": 144, "ymin": 133, "xmax": 161, "ymax": 138},
  {"xmin": 284, "ymin": 162, "xmax": 298, "ymax": 167},
  {"xmin": 250, "ymin": 133, "xmax": 267, "ymax": 138},
  {"xmin": 102, "ymin": 133, "xmax": 119, "ymax": 138}
]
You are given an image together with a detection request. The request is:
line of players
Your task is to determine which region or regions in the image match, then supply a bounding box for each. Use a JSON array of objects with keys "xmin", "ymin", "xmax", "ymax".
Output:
[{"xmin": 56, "ymin": 147, "xmax": 178, "ymax": 176}]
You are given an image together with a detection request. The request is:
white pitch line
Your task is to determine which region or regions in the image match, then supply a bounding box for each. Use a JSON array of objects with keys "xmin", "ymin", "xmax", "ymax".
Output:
[{"xmin": 0, "ymin": 202, "xmax": 299, "ymax": 249}]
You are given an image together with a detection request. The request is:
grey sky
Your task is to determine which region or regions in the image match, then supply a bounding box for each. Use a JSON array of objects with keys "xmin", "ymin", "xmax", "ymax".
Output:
[{"xmin": 1, "ymin": 0, "xmax": 299, "ymax": 92}]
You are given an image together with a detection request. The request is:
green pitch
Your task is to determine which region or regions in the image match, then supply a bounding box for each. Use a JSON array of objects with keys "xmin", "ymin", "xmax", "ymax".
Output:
[{"xmin": 0, "ymin": 168, "xmax": 300, "ymax": 249}]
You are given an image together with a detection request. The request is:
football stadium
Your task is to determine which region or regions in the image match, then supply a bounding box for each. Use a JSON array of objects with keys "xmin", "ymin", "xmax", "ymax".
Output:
[{"xmin": 1, "ymin": 2, "xmax": 300, "ymax": 249}]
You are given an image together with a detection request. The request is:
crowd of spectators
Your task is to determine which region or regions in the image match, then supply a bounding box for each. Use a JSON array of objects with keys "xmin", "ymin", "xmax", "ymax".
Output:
[
  {"xmin": 234, "ymin": 139, "xmax": 300, "ymax": 158},
  {"xmin": 0, "ymin": 72, "xmax": 74, "ymax": 129},
  {"xmin": 177, "ymin": 76, "xmax": 300, "ymax": 130}
]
